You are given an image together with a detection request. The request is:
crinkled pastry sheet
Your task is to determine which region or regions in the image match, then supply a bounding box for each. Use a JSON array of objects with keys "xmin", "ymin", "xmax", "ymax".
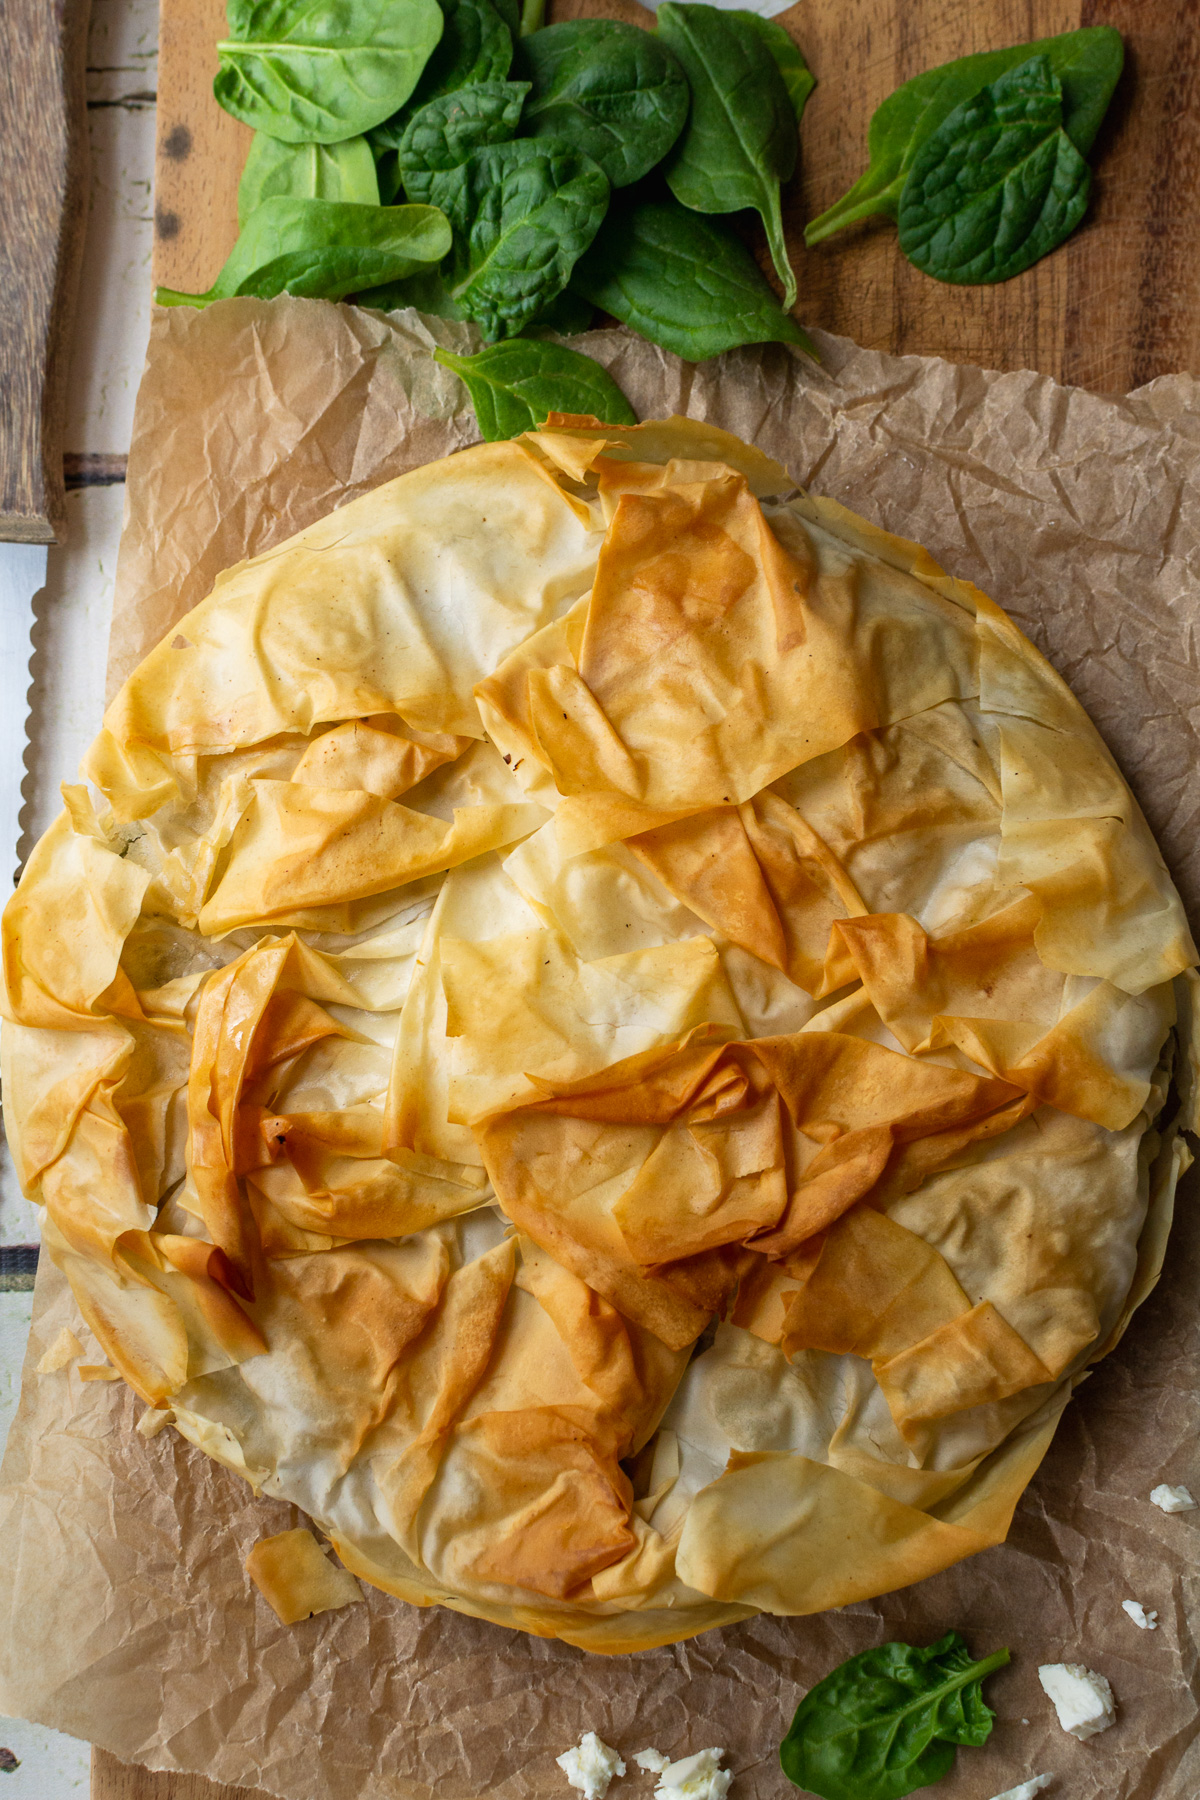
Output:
[{"xmin": 1, "ymin": 301, "xmax": 1198, "ymax": 1800}]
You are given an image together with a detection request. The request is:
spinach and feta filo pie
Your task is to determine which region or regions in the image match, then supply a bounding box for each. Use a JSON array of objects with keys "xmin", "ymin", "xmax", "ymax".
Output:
[{"xmin": 4, "ymin": 418, "xmax": 1196, "ymax": 1652}]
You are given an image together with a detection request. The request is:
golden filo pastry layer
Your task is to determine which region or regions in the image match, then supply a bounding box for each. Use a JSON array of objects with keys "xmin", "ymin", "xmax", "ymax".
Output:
[{"xmin": 4, "ymin": 417, "xmax": 1197, "ymax": 1652}]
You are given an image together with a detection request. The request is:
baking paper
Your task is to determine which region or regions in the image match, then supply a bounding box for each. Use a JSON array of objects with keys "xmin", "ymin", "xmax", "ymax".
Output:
[{"xmin": 2, "ymin": 297, "xmax": 1197, "ymax": 1800}]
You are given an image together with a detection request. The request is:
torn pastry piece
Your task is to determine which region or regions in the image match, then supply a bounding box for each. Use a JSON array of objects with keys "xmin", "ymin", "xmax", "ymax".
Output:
[
  {"xmin": 245, "ymin": 1527, "xmax": 363, "ymax": 1625},
  {"xmin": 198, "ymin": 746, "xmax": 544, "ymax": 935},
  {"xmin": 479, "ymin": 453, "xmax": 978, "ymax": 854},
  {"xmin": 626, "ymin": 792, "xmax": 867, "ymax": 996},
  {"xmin": 84, "ymin": 440, "xmax": 604, "ymax": 820},
  {"xmin": 290, "ymin": 718, "xmax": 468, "ymax": 799},
  {"xmin": 377, "ymin": 1237, "xmax": 685, "ymax": 1606},
  {"xmin": 832, "ymin": 901, "xmax": 1175, "ymax": 1131},
  {"xmin": 36, "ymin": 1326, "xmax": 83, "ymax": 1374},
  {"xmin": 184, "ymin": 935, "xmax": 359, "ymax": 1291},
  {"xmin": 476, "ymin": 1024, "xmax": 1031, "ymax": 1349},
  {"xmin": 246, "ymin": 1109, "xmax": 488, "ymax": 1249}
]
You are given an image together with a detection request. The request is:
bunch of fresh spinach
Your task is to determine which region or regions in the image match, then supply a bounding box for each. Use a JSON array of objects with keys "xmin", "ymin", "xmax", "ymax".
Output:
[
  {"xmin": 163, "ymin": 0, "xmax": 820, "ymax": 438},
  {"xmin": 366, "ymin": 5, "xmax": 814, "ymax": 347},
  {"xmin": 805, "ymin": 24, "xmax": 1122, "ymax": 283},
  {"xmin": 779, "ymin": 1633, "xmax": 1010, "ymax": 1800}
]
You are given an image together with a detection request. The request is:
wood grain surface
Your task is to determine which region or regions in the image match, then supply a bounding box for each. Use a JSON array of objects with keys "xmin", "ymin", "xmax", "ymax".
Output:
[
  {"xmin": 150, "ymin": 0, "xmax": 1200, "ymax": 390},
  {"xmin": 0, "ymin": 0, "xmax": 92, "ymax": 541},
  {"xmin": 93, "ymin": 1748, "xmax": 266, "ymax": 1800},
  {"xmin": 98, "ymin": 3, "xmax": 1198, "ymax": 1798}
]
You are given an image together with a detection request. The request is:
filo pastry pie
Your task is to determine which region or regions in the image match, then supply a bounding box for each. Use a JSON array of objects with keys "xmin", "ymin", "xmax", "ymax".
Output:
[{"xmin": 5, "ymin": 417, "xmax": 1197, "ymax": 1653}]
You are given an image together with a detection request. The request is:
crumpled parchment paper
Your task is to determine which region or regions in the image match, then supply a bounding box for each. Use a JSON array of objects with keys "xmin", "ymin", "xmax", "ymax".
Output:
[{"xmin": 2, "ymin": 297, "xmax": 1198, "ymax": 1800}]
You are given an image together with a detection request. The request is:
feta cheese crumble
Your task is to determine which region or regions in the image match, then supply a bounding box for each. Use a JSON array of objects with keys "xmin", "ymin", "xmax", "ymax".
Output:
[
  {"xmin": 557, "ymin": 1735, "xmax": 626, "ymax": 1800},
  {"xmin": 1121, "ymin": 1600, "xmax": 1158, "ymax": 1630},
  {"xmin": 1150, "ymin": 1483, "xmax": 1196, "ymax": 1513},
  {"xmin": 987, "ymin": 1777, "xmax": 1053, "ymax": 1800},
  {"xmin": 1037, "ymin": 1663, "xmax": 1116, "ymax": 1739},
  {"xmin": 642, "ymin": 1748, "xmax": 731, "ymax": 1800},
  {"xmin": 634, "ymin": 1752, "xmax": 671, "ymax": 1775}
]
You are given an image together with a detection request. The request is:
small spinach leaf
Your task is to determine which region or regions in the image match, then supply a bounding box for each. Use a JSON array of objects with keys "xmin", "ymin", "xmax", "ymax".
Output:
[
  {"xmin": 155, "ymin": 198, "xmax": 452, "ymax": 307},
  {"xmin": 238, "ymin": 132, "xmax": 380, "ymax": 226},
  {"xmin": 368, "ymin": 0, "xmax": 513, "ymax": 150},
  {"xmin": 215, "ymin": 0, "xmax": 445, "ymax": 144},
  {"xmin": 805, "ymin": 24, "xmax": 1122, "ymax": 244},
  {"xmin": 515, "ymin": 20, "xmax": 688, "ymax": 189},
  {"xmin": 779, "ymin": 1633, "xmax": 1009, "ymax": 1800},
  {"xmin": 394, "ymin": 80, "xmax": 528, "ymax": 203},
  {"xmin": 726, "ymin": 13, "xmax": 814, "ymax": 125},
  {"xmin": 898, "ymin": 56, "xmax": 1091, "ymax": 283},
  {"xmin": 570, "ymin": 197, "xmax": 812, "ymax": 362},
  {"xmin": 434, "ymin": 138, "xmax": 610, "ymax": 338},
  {"xmin": 434, "ymin": 339, "xmax": 635, "ymax": 439},
  {"xmin": 656, "ymin": 2, "xmax": 798, "ymax": 311}
]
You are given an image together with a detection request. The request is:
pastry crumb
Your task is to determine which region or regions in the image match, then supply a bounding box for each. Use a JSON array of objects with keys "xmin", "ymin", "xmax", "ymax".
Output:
[{"xmin": 36, "ymin": 1327, "xmax": 83, "ymax": 1374}]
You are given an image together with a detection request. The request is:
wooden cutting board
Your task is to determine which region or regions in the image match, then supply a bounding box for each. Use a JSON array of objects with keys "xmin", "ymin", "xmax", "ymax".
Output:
[
  {"xmin": 151, "ymin": 0, "xmax": 1200, "ymax": 391},
  {"xmin": 93, "ymin": 4, "xmax": 1198, "ymax": 1798}
]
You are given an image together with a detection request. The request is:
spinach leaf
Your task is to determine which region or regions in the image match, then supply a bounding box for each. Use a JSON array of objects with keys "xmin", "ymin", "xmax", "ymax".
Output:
[
  {"xmin": 368, "ymin": 0, "xmax": 513, "ymax": 150},
  {"xmin": 215, "ymin": 0, "xmax": 445, "ymax": 144},
  {"xmin": 726, "ymin": 12, "xmax": 814, "ymax": 125},
  {"xmin": 433, "ymin": 138, "xmax": 610, "ymax": 338},
  {"xmin": 656, "ymin": 2, "xmax": 799, "ymax": 311},
  {"xmin": 491, "ymin": 0, "xmax": 519, "ymax": 38},
  {"xmin": 805, "ymin": 24, "xmax": 1122, "ymax": 244},
  {"xmin": 523, "ymin": 286, "xmax": 594, "ymax": 335},
  {"xmin": 238, "ymin": 132, "xmax": 380, "ymax": 226},
  {"xmin": 434, "ymin": 339, "xmax": 635, "ymax": 438},
  {"xmin": 394, "ymin": 80, "xmax": 528, "ymax": 203},
  {"xmin": 515, "ymin": 20, "xmax": 688, "ymax": 188},
  {"xmin": 154, "ymin": 198, "xmax": 452, "ymax": 307},
  {"xmin": 356, "ymin": 266, "xmax": 465, "ymax": 316},
  {"xmin": 571, "ymin": 197, "xmax": 812, "ymax": 362},
  {"xmin": 780, "ymin": 1633, "xmax": 1009, "ymax": 1800},
  {"xmin": 898, "ymin": 56, "xmax": 1091, "ymax": 283}
]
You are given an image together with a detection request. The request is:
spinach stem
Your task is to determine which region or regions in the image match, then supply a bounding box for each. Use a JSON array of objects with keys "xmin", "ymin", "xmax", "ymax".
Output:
[{"xmin": 518, "ymin": 0, "xmax": 545, "ymax": 38}]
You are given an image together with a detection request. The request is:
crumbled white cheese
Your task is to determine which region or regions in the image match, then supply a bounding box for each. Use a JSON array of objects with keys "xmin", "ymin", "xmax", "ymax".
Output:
[
  {"xmin": 649, "ymin": 1748, "xmax": 731, "ymax": 1800},
  {"xmin": 634, "ymin": 1751, "xmax": 671, "ymax": 1775},
  {"xmin": 1150, "ymin": 1483, "xmax": 1196, "ymax": 1513},
  {"xmin": 557, "ymin": 1735, "xmax": 626, "ymax": 1800},
  {"xmin": 1037, "ymin": 1663, "xmax": 1116, "ymax": 1740},
  {"xmin": 987, "ymin": 1777, "xmax": 1053, "ymax": 1800},
  {"xmin": 1121, "ymin": 1600, "xmax": 1158, "ymax": 1630}
]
